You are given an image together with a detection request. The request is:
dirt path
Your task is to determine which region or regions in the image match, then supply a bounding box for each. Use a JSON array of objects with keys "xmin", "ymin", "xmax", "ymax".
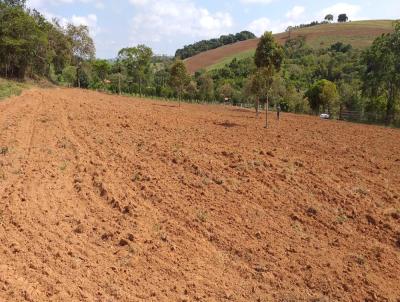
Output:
[{"xmin": 0, "ymin": 88, "xmax": 399, "ymax": 301}]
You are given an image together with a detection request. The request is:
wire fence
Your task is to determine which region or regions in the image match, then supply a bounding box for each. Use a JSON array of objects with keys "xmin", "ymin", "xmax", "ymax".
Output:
[
  {"xmin": 340, "ymin": 110, "xmax": 400, "ymax": 128},
  {"xmin": 96, "ymin": 89, "xmax": 400, "ymax": 128}
]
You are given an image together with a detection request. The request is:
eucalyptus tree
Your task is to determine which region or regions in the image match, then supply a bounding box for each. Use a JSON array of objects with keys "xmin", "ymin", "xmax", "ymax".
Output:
[{"xmin": 253, "ymin": 31, "xmax": 284, "ymax": 127}]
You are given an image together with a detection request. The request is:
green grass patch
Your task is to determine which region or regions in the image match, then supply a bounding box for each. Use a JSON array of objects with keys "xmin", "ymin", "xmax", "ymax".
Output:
[
  {"xmin": 0, "ymin": 79, "xmax": 29, "ymax": 100},
  {"xmin": 207, "ymin": 49, "xmax": 255, "ymax": 71}
]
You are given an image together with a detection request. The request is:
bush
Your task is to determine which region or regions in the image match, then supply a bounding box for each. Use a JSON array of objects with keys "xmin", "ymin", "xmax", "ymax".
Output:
[{"xmin": 62, "ymin": 66, "xmax": 77, "ymax": 87}]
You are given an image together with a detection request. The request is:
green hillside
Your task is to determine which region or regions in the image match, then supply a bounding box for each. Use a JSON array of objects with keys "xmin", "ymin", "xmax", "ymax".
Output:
[{"xmin": 197, "ymin": 20, "xmax": 395, "ymax": 72}]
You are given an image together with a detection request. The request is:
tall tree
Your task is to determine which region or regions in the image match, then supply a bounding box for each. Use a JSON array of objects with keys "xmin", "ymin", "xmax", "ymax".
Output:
[
  {"xmin": 248, "ymin": 68, "xmax": 273, "ymax": 117},
  {"xmin": 67, "ymin": 24, "xmax": 95, "ymax": 87},
  {"xmin": 198, "ymin": 73, "xmax": 214, "ymax": 102},
  {"xmin": 305, "ymin": 79, "xmax": 339, "ymax": 115},
  {"xmin": 118, "ymin": 45, "xmax": 153, "ymax": 96},
  {"xmin": 0, "ymin": 3, "xmax": 47, "ymax": 78},
  {"xmin": 361, "ymin": 23, "xmax": 400, "ymax": 125},
  {"xmin": 67, "ymin": 24, "xmax": 95, "ymax": 62},
  {"xmin": 325, "ymin": 14, "xmax": 334, "ymax": 22},
  {"xmin": 169, "ymin": 60, "xmax": 189, "ymax": 106},
  {"xmin": 48, "ymin": 20, "xmax": 73, "ymax": 74},
  {"xmin": 338, "ymin": 14, "xmax": 348, "ymax": 23},
  {"xmin": 254, "ymin": 31, "xmax": 284, "ymax": 127}
]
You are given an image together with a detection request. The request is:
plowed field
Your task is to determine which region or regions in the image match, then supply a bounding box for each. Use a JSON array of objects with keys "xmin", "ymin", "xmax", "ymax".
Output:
[{"xmin": 0, "ymin": 88, "xmax": 399, "ymax": 301}]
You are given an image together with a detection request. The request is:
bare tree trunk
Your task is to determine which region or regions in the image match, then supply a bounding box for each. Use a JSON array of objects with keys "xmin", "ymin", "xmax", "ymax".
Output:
[
  {"xmin": 265, "ymin": 95, "xmax": 269, "ymax": 128},
  {"xmin": 77, "ymin": 67, "xmax": 81, "ymax": 88},
  {"xmin": 118, "ymin": 73, "xmax": 121, "ymax": 95},
  {"xmin": 385, "ymin": 82, "xmax": 394, "ymax": 126},
  {"xmin": 256, "ymin": 98, "xmax": 259, "ymax": 117}
]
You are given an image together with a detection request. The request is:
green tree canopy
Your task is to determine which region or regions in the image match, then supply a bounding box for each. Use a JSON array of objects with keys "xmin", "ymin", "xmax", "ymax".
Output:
[
  {"xmin": 0, "ymin": 3, "xmax": 47, "ymax": 78},
  {"xmin": 198, "ymin": 73, "xmax": 214, "ymax": 102},
  {"xmin": 218, "ymin": 83, "xmax": 234, "ymax": 102},
  {"xmin": 253, "ymin": 31, "xmax": 284, "ymax": 126},
  {"xmin": 67, "ymin": 24, "xmax": 95, "ymax": 63},
  {"xmin": 62, "ymin": 65, "xmax": 77, "ymax": 87},
  {"xmin": 305, "ymin": 79, "xmax": 339, "ymax": 115},
  {"xmin": 325, "ymin": 14, "xmax": 334, "ymax": 22},
  {"xmin": 338, "ymin": 14, "xmax": 348, "ymax": 23},
  {"xmin": 169, "ymin": 60, "xmax": 189, "ymax": 105},
  {"xmin": 361, "ymin": 22, "xmax": 400, "ymax": 124},
  {"xmin": 118, "ymin": 45, "xmax": 153, "ymax": 96},
  {"xmin": 254, "ymin": 31, "xmax": 284, "ymax": 71}
]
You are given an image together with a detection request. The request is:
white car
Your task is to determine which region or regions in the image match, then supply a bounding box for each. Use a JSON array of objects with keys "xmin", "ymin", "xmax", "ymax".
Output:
[{"xmin": 320, "ymin": 113, "xmax": 330, "ymax": 119}]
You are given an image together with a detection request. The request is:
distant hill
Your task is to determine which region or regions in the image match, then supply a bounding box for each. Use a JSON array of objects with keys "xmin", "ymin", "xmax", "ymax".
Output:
[{"xmin": 184, "ymin": 20, "xmax": 396, "ymax": 74}]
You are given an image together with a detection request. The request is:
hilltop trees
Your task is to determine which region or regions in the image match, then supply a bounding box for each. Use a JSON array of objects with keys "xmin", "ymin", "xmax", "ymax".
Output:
[
  {"xmin": 175, "ymin": 31, "xmax": 256, "ymax": 60},
  {"xmin": 325, "ymin": 14, "xmax": 334, "ymax": 22},
  {"xmin": 338, "ymin": 14, "xmax": 348, "ymax": 23},
  {"xmin": 253, "ymin": 31, "xmax": 284, "ymax": 127}
]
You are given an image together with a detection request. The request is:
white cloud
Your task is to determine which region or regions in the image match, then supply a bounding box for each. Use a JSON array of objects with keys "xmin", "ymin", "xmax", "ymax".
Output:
[
  {"xmin": 129, "ymin": 0, "xmax": 233, "ymax": 44},
  {"xmin": 129, "ymin": 0, "xmax": 149, "ymax": 5},
  {"xmin": 286, "ymin": 6, "xmax": 305, "ymax": 20},
  {"xmin": 28, "ymin": 0, "xmax": 104, "ymax": 9},
  {"xmin": 71, "ymin": 13, "xmax": 98, "ymax": 28},
  {"xmin": 247, "ymin": 17, "xmax": 271, "ymax": 36},
  {"xmin": 240, "ymin": 0, "xmax": 274, "ymax": 4},
  {"xmin": 38, "ymin": 10, "xmax": 100, "ymax": 37},
  {"xmin": 247, "ymin": 5, "xmax": 309, "ymax": 35}
]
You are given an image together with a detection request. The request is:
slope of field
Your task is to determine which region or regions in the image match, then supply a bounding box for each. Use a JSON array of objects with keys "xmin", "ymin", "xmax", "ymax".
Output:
[
  {"xmin": 185, "ymin": 20, "xmax": 395, "ymax": 73},
  {"xmin": 0, "ymin": 89, "xmax": 399, "ymax": 301}
]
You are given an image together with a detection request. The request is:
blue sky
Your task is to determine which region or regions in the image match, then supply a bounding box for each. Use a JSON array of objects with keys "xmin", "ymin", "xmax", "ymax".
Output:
[{"xmin": 27, "ymin": 0, "xmax": 400, "ymax": 58}]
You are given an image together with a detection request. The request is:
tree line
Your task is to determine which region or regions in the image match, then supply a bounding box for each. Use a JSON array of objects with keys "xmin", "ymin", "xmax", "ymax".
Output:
[
  {"xmin": 174, "ymin": 31, "xmax": 256, "ymax": 60},
  {"xmin": 0, "ymin": 0, "xmax": 95, "ymax": 81}
]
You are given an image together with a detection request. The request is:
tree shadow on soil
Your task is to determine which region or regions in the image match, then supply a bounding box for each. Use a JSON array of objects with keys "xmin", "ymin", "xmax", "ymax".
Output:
[
  {"xmin": 152, "ymin": 103, "xmax": 178, "ymax": 108},
  {"xmin": 229, "ymin": 108, "xmax": 253, "ymax": 113},
  {"xmin": 214, "ymin": 121, "xmax": 241, "ymax": 128}
]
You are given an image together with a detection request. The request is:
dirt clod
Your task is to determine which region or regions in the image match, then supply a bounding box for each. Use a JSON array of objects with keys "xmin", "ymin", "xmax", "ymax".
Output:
[{"xmin": 119, "ymin": 239, "xmax": 129, "ymax": 247}]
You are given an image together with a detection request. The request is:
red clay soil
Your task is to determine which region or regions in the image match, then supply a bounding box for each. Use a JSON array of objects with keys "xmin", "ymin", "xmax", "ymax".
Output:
[{"xmin": 0, "ymin": 88, "xmax": 399, "ymax": 302}]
